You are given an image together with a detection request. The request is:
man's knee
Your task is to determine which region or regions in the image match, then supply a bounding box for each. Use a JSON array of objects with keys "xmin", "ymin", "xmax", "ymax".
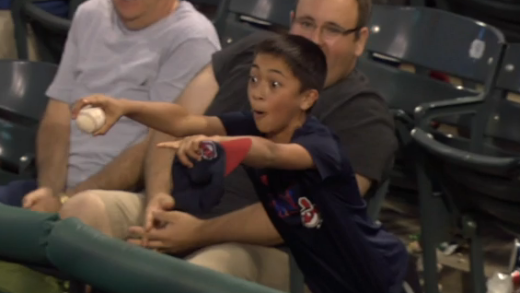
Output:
[
  {"xmin": 185, "ymin": 243, "xmax": 291, "ymax": 291},
  {"xmin": 61, "ymin": 190, "xmax": 144, "ymax": 238},
  {"xmin": 60, "ymin": 190, "xmax": 107, "ymax": 220},
  {"xmin": 185, "ymin": 243, "xmax": 259, "ymax": 281}
]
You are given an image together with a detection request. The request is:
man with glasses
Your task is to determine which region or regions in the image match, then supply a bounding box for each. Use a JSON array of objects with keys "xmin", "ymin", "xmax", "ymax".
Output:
[{"xmin": 60, "ymin": 0, "xmax": 414, "ymax": 291}]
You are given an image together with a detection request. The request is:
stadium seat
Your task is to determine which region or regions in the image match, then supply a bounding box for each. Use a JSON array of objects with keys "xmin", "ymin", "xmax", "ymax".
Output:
[
  {"xmin": 0, "ymin": 60, "xmax": 57, "ymax": 123},
  {"xmin": 11, "ymin": 0, "xmax": 85, "ymax": 63},
  {"xmin": 219, "ymin": 0, "xmax": 295, "ymax": 47},
  {"xmin": 411, "ymin": 43, "xmax": 520, "ymax": 293},
  {"xmin": 434, "ymin": 0, "xmax": 520, "ymax": 42},
  {"xmin": 0, "ymin": 60, "xmax": 58, "ymax": 183},
  {"xmin": 0, "ymin": 120, "xmax": 37, "ymax": 184},
  {"xmin": 357, "ymin": 6, "xmax": 506, "ymax": 293}
]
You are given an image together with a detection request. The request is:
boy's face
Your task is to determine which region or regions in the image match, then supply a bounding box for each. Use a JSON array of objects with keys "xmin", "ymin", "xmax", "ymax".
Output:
[{"xmin": 248, "ymin": 53, "xmax": 317, "ymax": 135}]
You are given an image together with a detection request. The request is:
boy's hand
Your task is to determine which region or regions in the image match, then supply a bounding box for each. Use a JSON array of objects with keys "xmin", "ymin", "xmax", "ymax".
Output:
[
  {"xmin": 71, "ymin": 94, "xmax": 126, "ymax": 135},
  {"xmin": 157, "ymin": 135, "xmax": 223, "ymax": 168}
]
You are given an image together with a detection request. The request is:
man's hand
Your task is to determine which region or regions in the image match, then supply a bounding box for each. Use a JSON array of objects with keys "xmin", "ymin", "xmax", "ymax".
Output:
[
  {"xmin": 22, "ymin": 187, "xmax": 62, "ymax": 212},
  {"xmin": 157, "ymin": 135, "xmax": 224, "ymax": 168},
  {"xmin": 128, "ymin": 210, "xmax": 205, "ymax": 254},
  {"xmin": 70, "ymin": 94, "xmax": 127, "ymax": 136}
]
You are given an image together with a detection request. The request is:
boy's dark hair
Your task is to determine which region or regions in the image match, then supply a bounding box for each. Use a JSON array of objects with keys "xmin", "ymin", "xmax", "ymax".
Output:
[{"xmin": 254, "ymin": 34, "xmax": 328, "ymax": 93}]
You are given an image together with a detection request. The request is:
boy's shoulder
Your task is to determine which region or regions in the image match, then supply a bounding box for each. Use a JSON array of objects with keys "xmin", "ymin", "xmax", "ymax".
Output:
[{"xmin": 292, "ymin": 116, "xmax": 339, "ymax": 143}]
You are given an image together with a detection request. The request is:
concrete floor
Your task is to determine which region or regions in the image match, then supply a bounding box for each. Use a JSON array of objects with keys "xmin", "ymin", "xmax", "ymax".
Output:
[{"xmin": 380, "ymin": 194, "xmax": 515, "ymax": 293}]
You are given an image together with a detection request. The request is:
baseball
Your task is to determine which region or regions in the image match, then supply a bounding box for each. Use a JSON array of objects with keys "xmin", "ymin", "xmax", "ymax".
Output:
[{"xmin": 76, "ymin": 107, "xmax": 106, "ymax": 134}]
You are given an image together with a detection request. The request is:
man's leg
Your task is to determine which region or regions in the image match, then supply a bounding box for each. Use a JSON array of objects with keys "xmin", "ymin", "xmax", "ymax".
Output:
[
  {"xmin": 0, "ymin": 180, "xmax": 38, "ymax": 206},
  {"xmin": 59, "ymin": 190, "xmax": 144, "ymax": 238},
  {"xmin": 185, "ymin": 243, "xmax": 302, "ymax": 292}
]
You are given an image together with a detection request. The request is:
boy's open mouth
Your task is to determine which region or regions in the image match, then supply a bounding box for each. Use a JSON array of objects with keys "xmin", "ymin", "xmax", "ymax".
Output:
[{"xmin": 253, "ymin": 110, "xmax": 266, "ymax": 118}]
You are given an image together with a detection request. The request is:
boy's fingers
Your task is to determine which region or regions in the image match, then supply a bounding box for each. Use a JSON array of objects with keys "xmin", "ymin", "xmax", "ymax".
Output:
[
  {"xmin": 177, "ymin": 152, "xmax": 193, "ymax": 168},
  {"xmin": 71, "ymin": 99, "xmax": 90, "ymax": 117},
  {"xmin": 186, "ymin": 148, "xmax": 201, "ymax": 162},
  {"xmin": 157, "ymin": 141, "xmax": 181, "ymax": 149}
]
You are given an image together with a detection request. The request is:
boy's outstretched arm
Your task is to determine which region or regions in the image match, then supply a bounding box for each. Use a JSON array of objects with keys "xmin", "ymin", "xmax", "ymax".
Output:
[
  {"xmin": 233, "ymin": 136, "xmax": 316, "ymax": 170},
  {"xmin": 71, "ymin": 95, "xmax": 226, "ymax": 137},
  {"xmin": 159, "ymin": 135, "xmax": 317, "ymax": 170},
  {"xmin": 121, "ymin": 100, "xmax": 226, "ymax": 137}
]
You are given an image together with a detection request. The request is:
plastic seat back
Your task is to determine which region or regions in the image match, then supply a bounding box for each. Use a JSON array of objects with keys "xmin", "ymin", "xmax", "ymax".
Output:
[
  {"xmin": 367, "ymin": 5, "xmax": 505, "ymax": 86},
  {"xmin": 0, "ymin": 60, "xmax": 57, "ymax": 124},
  {"xmin": 357, "ymin": 57, "xmax": 476, "ymax": 115},
  {"xmin": 440, "ymin": 0, "xmax": 520, "ymax": 42},
  {"xmin": 220, "ymin": 0, "xmax": 295, "ymax": 47}
]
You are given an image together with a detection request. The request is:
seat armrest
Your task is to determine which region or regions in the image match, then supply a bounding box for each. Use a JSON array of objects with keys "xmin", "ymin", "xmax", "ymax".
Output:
[
  {"xmin": 19, "ymin": 153, "xmax": 35, "ymax": 175},
  {"xmin": 413, "ymin": 95, "xmax": 484, "ymax": 128},
  {"xmin": 411, "ymin": 127, "xmax": 520, "ymax": 175},
  {"xmin": 23, "ymin": 1, "xmax": 71, "ymax": 33},
  {"xmin": 391, "ymin": 109, "xmax": 414, "ymax": 127}
]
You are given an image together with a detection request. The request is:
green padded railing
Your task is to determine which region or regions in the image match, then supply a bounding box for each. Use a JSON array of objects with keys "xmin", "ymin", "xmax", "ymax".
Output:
[
  {"xmin": 46, "ymin": 218, "xmax": 284, "ymax": 293},
  {"xmin": 0, "ymin": 203, "xmax": 58, "ymax": 265},
  {"xmin": 0, "ymin": 204, "xmax": 284, "ymax": 293}
]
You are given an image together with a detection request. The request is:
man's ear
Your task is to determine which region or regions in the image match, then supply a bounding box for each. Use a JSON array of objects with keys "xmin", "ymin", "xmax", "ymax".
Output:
[
  {"xmin": 354, "ymin": 27, "xmax": 370, "ymax": 57},
  {"xmin": 290, "ymin": 11, "xmax": 295, "ymax": 24},
  {"xmin": 300, "ymin": 89, "xmax": 319, "ymax": 111}
]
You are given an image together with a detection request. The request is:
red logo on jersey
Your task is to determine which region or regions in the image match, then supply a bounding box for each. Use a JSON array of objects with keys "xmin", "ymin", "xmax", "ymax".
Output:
[
  {"xmin": 200, "ymin": 141, "xmax": 217, "ymax": 160},
  {"xmin": 298, "ymin": 197, "xmax": 322, "ymax": 229}
]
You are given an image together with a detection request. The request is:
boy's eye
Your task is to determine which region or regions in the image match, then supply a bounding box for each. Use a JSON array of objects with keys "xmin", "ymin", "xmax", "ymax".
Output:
[
  {"xmin": 271, "ymin": 81, "xmax": 281, "ymax": 88},
  {"xmin": 249, "ymin": 76, "xmax": 258, "ymax": 83}
]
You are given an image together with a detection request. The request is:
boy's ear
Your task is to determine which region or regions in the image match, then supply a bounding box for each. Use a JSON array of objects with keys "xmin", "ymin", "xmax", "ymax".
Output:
[{"xmin": 300, "ymin": 89, "xmax": 319, "ymax": 111}]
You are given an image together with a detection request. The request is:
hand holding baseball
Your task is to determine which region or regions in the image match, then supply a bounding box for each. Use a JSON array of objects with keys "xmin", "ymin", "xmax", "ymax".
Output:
[{"xmin": 71, "ymin": 94, "xmax": 125, "ymax": 136}]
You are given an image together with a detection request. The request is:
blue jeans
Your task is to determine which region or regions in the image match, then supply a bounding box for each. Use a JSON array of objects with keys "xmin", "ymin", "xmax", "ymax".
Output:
[{"xmin": 0, "ymin": 180, "xmax": 38, "ymax": 207}]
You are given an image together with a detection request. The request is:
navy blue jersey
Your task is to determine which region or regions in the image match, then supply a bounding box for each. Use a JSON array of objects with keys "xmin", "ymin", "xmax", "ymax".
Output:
[{"xmin": 218, "ymin": 111, "xmax": 409, "ymax": 293}]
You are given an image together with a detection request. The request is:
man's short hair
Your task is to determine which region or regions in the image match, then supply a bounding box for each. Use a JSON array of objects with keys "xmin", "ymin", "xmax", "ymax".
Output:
[
  {"xmin": 355, "ymin": 0, "xmax": 372, "ymax": 29},
  {"xmin": 296, "ymin": 0, "xmax": 372, "ymax": 29},
  {"xmin": 254, "ymin": 34, "xmax": 327, "ymax": 93}
]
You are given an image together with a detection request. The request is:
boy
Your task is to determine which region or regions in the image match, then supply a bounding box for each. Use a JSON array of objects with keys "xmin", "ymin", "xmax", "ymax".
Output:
[{"xmin": 72, "ymin": 34, "xmax": 410, "ymax": 293}]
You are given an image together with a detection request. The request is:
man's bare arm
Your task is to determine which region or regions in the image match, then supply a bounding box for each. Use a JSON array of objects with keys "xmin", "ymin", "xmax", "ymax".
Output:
[
  {"xmin": 144, "ymin": 131, "xmax": 175, "ymax": 198},
  {"xmin": 66, "ymin": 136, "xmax": 149, "ymax": 195},
  {"xmin": 195, "ymin": 175, "xmax": 372, "ymax": 246},
  {"xmin": 198, "ymin": 202, "xmax": 283, "ymax": 246},
  {"xmin": 36, "ymin": 100, "xmax": 71, "ymax": 194},
  {"xmin": 145, "ymin": 64, "xmax": 219, "ymax": 200}
]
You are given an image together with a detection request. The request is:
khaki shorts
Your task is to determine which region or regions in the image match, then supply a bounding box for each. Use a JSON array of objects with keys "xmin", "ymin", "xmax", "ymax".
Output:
[
  {"xmin": 93, "ymin": 190, "xmax": 145, "ymax": 239},
  {"xmin": 86, "ymin": 190, "xmax": 301, "ymax": 292}
]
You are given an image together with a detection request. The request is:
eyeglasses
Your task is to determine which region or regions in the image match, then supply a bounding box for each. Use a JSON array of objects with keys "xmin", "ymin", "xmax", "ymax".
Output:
[{"xmin": 294, "ymin": 19, "xmax": 360, "ymax": 41}]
